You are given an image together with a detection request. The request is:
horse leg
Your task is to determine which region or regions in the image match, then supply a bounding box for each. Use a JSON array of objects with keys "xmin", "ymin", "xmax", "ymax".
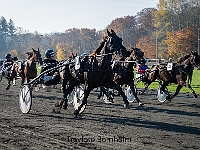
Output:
[
  {"xmin": 58, "ymin": 79, "xmax": 67, "ymax": 109},
  {"xmin": 26, "ymin": 77, "xmax": 30, "ymax": 84},
  {"xmin": 60, "ymin": 79, "xmax": 78, "ymax": 110},
  {"xmin": 185, "ymin": 83, "xmax": 197, "ymax": 98},
  {"xmin": 158, "ymin": 81, "xmax": 173, "ymax": 102},
  {"xmin": 168, "ymin": 84, "xmax": 183, "ymax": 101},
  {"xmin": 139, "ymin": 80, "xmax": 152, "ymax": 95},
  {"xmin": 74, "ymin": 85, "xmax": 92, "ymax": 117},
  {"xmin": 6, "ymin": 78, "xmax": 11, "ymax": 90},
  {"xmin": 97, "ymin": 86, "xmax": 104, "ymax": 99},
  {"xmin": 12, "ymin": 77, "xmax": 16, "ymax": 85},
  {"xmin": 111, "ymin": 81, "xmax": 130, "ymax": 108},
  {"xmin": 21, "ymin": 77, "xmax": 25, "ymax": 85},
  {"xmin": 129, "ymin": 81, "xmax": 144, "ymax": 106}
]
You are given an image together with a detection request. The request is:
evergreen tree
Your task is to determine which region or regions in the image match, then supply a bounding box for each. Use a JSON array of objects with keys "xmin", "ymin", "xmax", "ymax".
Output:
[{"xmin": 8, "ymin": 19, "xmax": 16, "ymax": 36}]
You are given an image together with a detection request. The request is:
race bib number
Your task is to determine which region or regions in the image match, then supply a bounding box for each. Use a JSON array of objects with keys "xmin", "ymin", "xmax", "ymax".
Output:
[{"xmin": 167, "ymin": 63, "xmax": 173, "ymax": 71}]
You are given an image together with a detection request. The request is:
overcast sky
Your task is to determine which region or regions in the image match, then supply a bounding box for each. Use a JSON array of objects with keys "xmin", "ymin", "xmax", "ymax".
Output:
[{"xmin": 0, "ymin": 0, "xmax": 159, "ymax": 34}]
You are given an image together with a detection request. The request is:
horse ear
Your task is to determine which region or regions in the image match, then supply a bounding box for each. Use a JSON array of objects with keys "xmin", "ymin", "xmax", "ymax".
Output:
[
  {"xmin": 32, "ymin": 48, "xmax": 36, "ymax": 52},
  {"xmin": 107, "ymin": 29, "xmax": 111, "ymax": 36},
  {"xmin": 111, "ymin": 29, "xmax": 116, "ymax": 35}
]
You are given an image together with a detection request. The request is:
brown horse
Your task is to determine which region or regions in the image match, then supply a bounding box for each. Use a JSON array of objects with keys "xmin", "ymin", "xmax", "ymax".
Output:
[
  {"xmin": 97, "ymin": 47, "xmax": 145, "ymax": 106},
  {"xmin": 139, "ymin": 51, "xmax": 200, "ymax": 101},
  {"xmin": 7, "ymin": 48, "xmax": 42, "ymax": 90}
]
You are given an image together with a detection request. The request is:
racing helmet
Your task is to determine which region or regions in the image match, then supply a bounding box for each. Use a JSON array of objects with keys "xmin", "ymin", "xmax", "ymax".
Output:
[
  {"xmin": 45, "ymin": 49, "xmax": 55, "ymax": 58},
  {"xmin": 81, "ymin": 53, "xmax": 88, "ymax": 57},
  {"xmin": 5, "ymin": 54, "xmax": 12, "ymax": 59}
]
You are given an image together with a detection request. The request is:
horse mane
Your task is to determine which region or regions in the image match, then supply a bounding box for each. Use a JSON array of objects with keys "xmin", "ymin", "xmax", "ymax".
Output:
[
  {"xmin": 89, "ymin": 36, "xmax": 108, "ymax": 57},
  {"xmin": 176, "ymin": 53, "xmax": 191, "ymax": 63},
  {"xmin": 25, "ymin": 52, "xmax": 33, "ymax": 60}
]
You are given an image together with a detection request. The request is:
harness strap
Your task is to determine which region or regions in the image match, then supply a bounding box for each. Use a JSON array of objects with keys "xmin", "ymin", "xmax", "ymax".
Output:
[{"xmin": 179, "ymin": 69, "xmax": 189, "ymax": 75}]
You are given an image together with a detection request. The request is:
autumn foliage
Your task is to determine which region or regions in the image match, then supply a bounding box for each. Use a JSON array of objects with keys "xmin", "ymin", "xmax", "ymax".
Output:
[{"xmin": 165, "ymin": 27, "xmax": 198, "ymax": 59}]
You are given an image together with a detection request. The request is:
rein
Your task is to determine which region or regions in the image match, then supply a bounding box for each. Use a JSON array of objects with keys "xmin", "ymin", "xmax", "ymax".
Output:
[
  {"xmin": 179, "ymin": 69, "xmax": 189, "ymax": 75},
  {"xmin": 95, "ymin": 52, "xmax": 115, "ymax": 57}
]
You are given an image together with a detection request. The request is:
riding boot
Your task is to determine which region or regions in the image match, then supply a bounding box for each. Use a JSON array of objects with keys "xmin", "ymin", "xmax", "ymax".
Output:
[{"xmin": 123, "ymin": 96, "xmax": 130, "ymax": 109}]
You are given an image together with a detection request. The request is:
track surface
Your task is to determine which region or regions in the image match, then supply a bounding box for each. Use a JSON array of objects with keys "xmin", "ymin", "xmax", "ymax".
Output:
[{"xmin": 0, "ymin": 79, "xmax": 200, "ymax": 150}]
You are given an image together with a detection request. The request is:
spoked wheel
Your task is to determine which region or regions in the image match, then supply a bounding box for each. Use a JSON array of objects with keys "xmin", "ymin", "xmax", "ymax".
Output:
[
  {"xmin": 65, "ymin": 84, "xmax": 74, "ymax": 104},
  {"xmin": 67, "ymin": 90, "xmax": 74, "ymax": 104},
  {"xmin": 19, "ymin": 85, "xmax": 32, "ymax": 113},
  {"xmin": 125, "ymin": 86, "xmax": 136, "ymax": 102},
  {"xmin": 34, "ymin": 83, "xmax": 41, "ymax": 91},
  {"xmin": 73, "ymin": 85, "xmax": 86, "ymax": 117},
  {"xmin": 157, "ymin": 84, "xmax": 167, "ymax": 102},
  {"xmin": 103, "ymin": 88, "xmax": 114, "ymax": 103}
]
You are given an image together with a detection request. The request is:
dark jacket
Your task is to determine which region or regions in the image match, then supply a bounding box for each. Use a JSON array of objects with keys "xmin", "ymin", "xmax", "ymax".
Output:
[
  {"xmin": 41, "ymin": 58, "xmax": 58, "ymax": 75},
  {"xmin": 2, "ymin": 59, "xmax": 14, "ymax": 71}
]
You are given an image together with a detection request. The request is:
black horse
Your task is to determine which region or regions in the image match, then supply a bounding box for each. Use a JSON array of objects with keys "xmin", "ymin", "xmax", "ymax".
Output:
[
  {"xmin": 56, "ymin": 29, "xmax": 130, "ymax": 117},
  {"xmin": 139, "ymin": 51, "xmax": 200, "ymax": 101},
  {"xmin": 97, "ymin": 47, "xmax": 145, "ymax": 106}
]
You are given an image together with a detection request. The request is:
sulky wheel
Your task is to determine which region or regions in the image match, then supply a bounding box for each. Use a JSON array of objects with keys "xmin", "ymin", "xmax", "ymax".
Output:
[
  {"xmin": 103, "ymin": 88, "xmax": 114, "ymax": 103},
  {"xmin": 157, "ymin": 84, "xmax": 167, "ymax": 102},
  {"xmin": 19, "ymin": 85, "xmax": 32, "ymax": 113},
  {"xmin": 73, "ymin": 85, "xmax": 86, "ymax": 116},
  {"xmin": 125, "ymin": 86, "xmax": 136, "ymax": 102},
  {"xmin": 67, "ymin": 90, "xmax": 74, "ymax": 104}
]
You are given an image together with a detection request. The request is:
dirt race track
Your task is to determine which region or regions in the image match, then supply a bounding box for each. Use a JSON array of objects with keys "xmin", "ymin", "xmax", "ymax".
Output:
[{"xmin": 0, "ymin": 79, "xmax": 200, "ymax": 150}]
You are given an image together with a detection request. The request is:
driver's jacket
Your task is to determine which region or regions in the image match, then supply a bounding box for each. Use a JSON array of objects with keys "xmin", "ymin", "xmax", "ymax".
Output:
[
  {"xmin": 41, "ymin": 59, "xmax": 58, "ymax": 75},
  {"xmin": 2, "ymin": 59, "xmax": 14, "ymax": 71}
]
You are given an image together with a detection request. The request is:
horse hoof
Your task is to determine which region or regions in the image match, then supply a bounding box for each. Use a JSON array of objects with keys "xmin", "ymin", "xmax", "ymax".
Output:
[
  {"xmin": 166, "ymin": 95, "xmax": 172, "ymax": 102},
  {"xmin": 138, "ymin": 102, "xmax": 144, "ymax": 106},
  {"xmin": 124, "ymin": 103, "xmax": 130, "ymax": 109},
  {"xmin": 194, "ymin": 94, "xmax": 198, "ymax": 98},
  {"xmin": 109, "ymin": 97, "xmax": 114, "ymax": 103},
  {"xmin": 74, "ymin": 109, "xmax": 79, "ymax": 118},
  {"xmin": 167, "ymin": 98, "xmax": 171, "ymax": 102},
  {"xmin": 62, "ymin": 103, "xmax": 68, "ymax": 110},
  {"xmin": 52, "ymin": 107, "xmax": 61, "ymax": 113},
  {"xmin": 138, "ymin": 91, "xmax": 143, "ymax": 95},
  {"xmin": 54, "ymin": 102, "xmax": 61, "ymax": 107}
]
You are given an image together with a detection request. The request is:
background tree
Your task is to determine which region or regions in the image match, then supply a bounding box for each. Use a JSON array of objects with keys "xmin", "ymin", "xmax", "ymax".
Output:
[
  {"xmin": 165, "ymin": 27, "xmax": 198, "ymax": 59},
  {"xmin": 10, "ymin": 49, "xmax": 19, "ymax": 58},
  {"xmin": 56, "ymin": 43, "xmax": 66, "ymax": 60},
  {"xmin": 0, "ymin": 0, "xmax": 199, "ymax": 61}
]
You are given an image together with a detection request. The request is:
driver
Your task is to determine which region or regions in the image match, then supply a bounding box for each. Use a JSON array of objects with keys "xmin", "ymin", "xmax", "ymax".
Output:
[
  {"xmin": 1, "ymin": 54, "xmax": 14, "ymax": 76},
  {"xmin": 167, "ymin": 58, "xmax": 173, "ymax": 75},
  {"xmin": 40, "ymin": 49, "xmax": 60, "ymax": 85}
]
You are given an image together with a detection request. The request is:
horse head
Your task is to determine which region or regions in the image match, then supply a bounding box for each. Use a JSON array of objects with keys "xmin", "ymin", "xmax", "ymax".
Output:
[
  {"xmin": 131, "ymin": 47, "xmax": 145, "ymax": 62},
  {"xmin": 190, "ymin": 51, "xmax": 200, "ymax": 68},
  {"xmin": 177, "ymin": 51, "xmax": 200, "ymax": 68},
  {"xmin": 32, "ymin": 48, "xmax": 43, "ymax": 65},
  {"xmin": 106, "ymin": 29, "xmax": 127, "ymax": 57},
  {"xmin": 124, "ymin": 49, "xmax": 137, "ymax": 68}
]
